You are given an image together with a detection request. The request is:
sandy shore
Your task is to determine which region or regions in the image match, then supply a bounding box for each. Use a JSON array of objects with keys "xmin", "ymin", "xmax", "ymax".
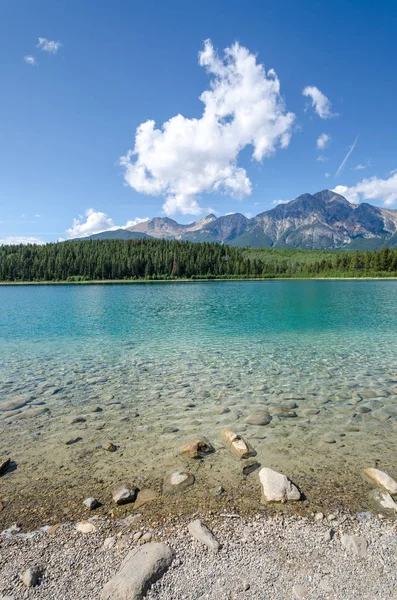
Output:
[{"xmin": 0, "ymin": 510, "xmax": 396, "ymax": 599}]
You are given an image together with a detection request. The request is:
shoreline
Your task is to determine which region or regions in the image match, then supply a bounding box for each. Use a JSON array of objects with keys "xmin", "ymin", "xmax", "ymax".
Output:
[{"xmin": 1, "ymin": 276, "xmax": 397, "ymax": 285}]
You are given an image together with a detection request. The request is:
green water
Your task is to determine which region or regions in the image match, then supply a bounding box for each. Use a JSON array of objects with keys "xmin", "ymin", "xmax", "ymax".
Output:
[{"xmin": 1, "ymin": 281, "xmax": 397, "ymax": 520}]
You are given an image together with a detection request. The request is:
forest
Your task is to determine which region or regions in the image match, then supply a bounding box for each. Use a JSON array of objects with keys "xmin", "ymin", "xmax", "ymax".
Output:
[{"xmin": 1, "ymin": 238, "xmax": 397, "ymax": 281}]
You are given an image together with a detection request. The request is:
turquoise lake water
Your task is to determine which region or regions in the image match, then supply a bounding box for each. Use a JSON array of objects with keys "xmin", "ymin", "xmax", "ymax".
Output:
[{"xmin": 1, "ymin": 280, "xmax": 397, "ymax": 516}]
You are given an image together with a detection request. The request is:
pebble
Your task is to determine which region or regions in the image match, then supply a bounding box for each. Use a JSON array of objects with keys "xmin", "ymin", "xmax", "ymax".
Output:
[
  {"xmin": 245, "ymin": 412, "xmax": 272, "ymax": 426},
  {"xmin": 76, "ymin": 521, "xmax": 97, "ymax": 534},
  {"xmin": 188, "ymin": 519, "xmax": 220, "ymax": 552},
  {"xmin": 293, "ymin": 584, "xmax": 309, "ymax": 598},
  {"xmin": 102, "ymin": 441, "xmax": 117, "ymax": 452},
  {"xmin": 20, "ymin": 566, "xmax": 41, "ymax": 587},
  {"xmin": 133, "ymin": 531, "xmax": 143, "ymax": 541},
  {"xmin": 103, "ymin": 537, "xmax": 117, "ymax": 549},
  {"xmin": 83, "ymin": 497, "xmax": 100, "ymax": 510},
  {"xmin": 141, "ymin": 532, "xmax": 152, "ymax": 542}
]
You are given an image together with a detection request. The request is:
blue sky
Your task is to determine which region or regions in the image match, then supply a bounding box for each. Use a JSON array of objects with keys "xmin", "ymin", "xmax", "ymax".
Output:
[{"xmin": 1, "ymin": 0, "xmax": 397, "ymax": 243}]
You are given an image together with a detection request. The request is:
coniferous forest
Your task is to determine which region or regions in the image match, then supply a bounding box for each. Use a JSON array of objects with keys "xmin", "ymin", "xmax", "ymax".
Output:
[{"xmin": 1, "ymin": 239, "xmax": 397, "ymax": 282}]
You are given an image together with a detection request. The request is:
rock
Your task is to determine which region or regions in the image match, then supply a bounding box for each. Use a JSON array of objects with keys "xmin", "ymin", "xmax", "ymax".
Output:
[
  {"xmin": 0, "ymin": 499, "xmax": 4, "ymax": 512},
  {"xmin": 83, "ymin": 497, "xmax": 100, "ymax": 510},
  {"xmin": 211, "ymin": 486, "xmax": 225, "ymax": 496},
  {"xmin": 220, "ymin": 429, "xmax": 256, "ymax": 459},
  {"xmin": 0, "ymin": 458, "xmax": 11, "ymax": 476},
  {"xmin": 133, "ymin": 532, "xmax": 143, "ymax": 541},
  {"xmin": 364, "ymin": 468, "xmax": 397, "ymax": 494},
  {"xmin": 259, "ymin": 467, "xmax": 301, "ymax": 503},
  {"xmin": 371, "ymin": 489, "xmax": 397, "ymax": 511},
  {"xmin": 314, "ymin": 512, "xmax": 324, "ymax": 521},
  {"xmin": 245, "ymin": 412, "xmax": 272, "ymax": 426},
  {"xmin": 341, "ymin": 534, "xmax": 367, "ymax": 557},
  {"xmin": 20, "ymin": 566, "xmax": 41, "ymax": 587},
  {"xmin": 188, "ymin": 519, "xmax": 220, "ymax": 552},
  {"xmin": 66, "ymin": 416, "xmax": 86, "ymax": 424},
  {"xmin": 178, "ymin": 438, "xmax": 214, "ymax": 459},
  {"xmin": 293, "ymin": 584, "xmax": 309, "ymax": 599},
  {"xmin": 243, "ymin": 461, "xmax": 261, "ymax": 476},
  {"xmin": 76, "ymin": 521, "xmax": 97, "ymax": 533},
  {"xmin": 112, "ymin": 484, "xmax": 138, "ymax": 505},
  {"xmin": 103, "ymin": 441, "xmax": 117, "ymax": 452},
  {"xmin": 371, "ymin": 409, "xmax": 391, "ymax": 422},
  {"xmin": 215, "ymin": 406, "xmax": 231, "ymax": 414},
  {"xmin": 323, "ymin": 529, "xmax": 334, "ymax": 542},
  {"xmin": 356, "ymin": 406, "xmax": 371, "ymax": 414},
  {"xmin": 323, "ymin": 434, "xmax": 336, "ymax": 444},
  {"xmin": 101, "ymin": 542, "xmax": 174, "ymax": 600},
  {"xmin": 103, "ymin": 536, "xmax": 117, "ymax": 549},
  {"xmin": 163, "ymin": 470, "xmax": 195, "ymax": 494},
  {"xmin": 134, "ymin": 489, "xmax": 157, "ymax": 509},
  {"xmin": 65, "ymin": 437, "xmax": 83, "ymax": 445},
  {"xmin": 141, "ymin": 532, "xmax": 152, "ymax": 542},
  {"xmin": 162, "ymin": 426, "xmax": 179, "ymax": 434}
]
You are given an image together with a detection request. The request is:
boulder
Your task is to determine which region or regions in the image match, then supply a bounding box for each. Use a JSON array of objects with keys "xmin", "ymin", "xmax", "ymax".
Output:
[
  {"xmin": 364, "ymin": 468, "xmax": 397, "ymax": 494},
  {"xmin": 112, "ymin": 484, "xmax": 138, "ymax": 505},
  {"xmin": 220, "ymin": 429, "xmax": 256, "ymax": 459},
  {"xmin": 188, "ymin": 519, "xmax": 220, "ymax": 552},
  {"xmin": 179, "ymin": 438, "xmax": 214, "ymax": 459},
  {"xmin": 163, "ymin": 470, "xmax": 195, "ymax": 494},
  {"xmin": 341, "ymin": 534, "xmax": 367, "ymax": 557},
  {"xmin": 101, "ymin": 542, "xmax": 174, "ymax": 600},
  {"xmin": 259, "ymin": 467, "xmax": 301, "ymax": 502},
  {"xmin": 76, "ymin": 521, "xmax": 97, "ymax": 533}
]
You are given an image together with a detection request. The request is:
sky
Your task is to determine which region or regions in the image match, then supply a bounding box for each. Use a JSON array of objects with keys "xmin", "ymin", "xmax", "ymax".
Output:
[{"xmin": 1, "ymin": 0, "xmax": 397, "ymax": 243}]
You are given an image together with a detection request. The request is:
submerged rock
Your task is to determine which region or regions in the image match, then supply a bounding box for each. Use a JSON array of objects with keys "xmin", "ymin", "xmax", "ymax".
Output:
[
  {"xmin": 134, "ymin": 489, "xmax": 157, "ymax": 509},
  {"xmin": 259, "ymin": 467, "xmax": 301, "ymax": 503},
  {"xmin": 220, "ymin": 429, "xmax": 256, "ymax": 459},
  {"xmin": 364, "ymin": 468, "xmax": 397, "ymax": 494},
  {"xmin": 179, "ymin": 437, "xmax": 214, "ymax": 459},
  {"xmin": 101, "ymin": 542, "xmax": 174, "ymax": 600},
  {"xmin": 188, "ymin": 519, "xmax": 220, "ymax": 552},
  {"xmin": 163, "ymin": 469, "xmax": 195, "ymax": 494},
  {"xmin": 245, "ymin": 412, "xmax": 272, "ymax": 426}
]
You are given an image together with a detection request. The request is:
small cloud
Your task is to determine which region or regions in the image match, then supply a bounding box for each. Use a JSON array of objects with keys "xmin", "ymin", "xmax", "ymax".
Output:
[
  {"xmin": 35, "ymin": 214, "xmax": 41, "ymax": 218},
  {"xmin": 253, "ymin": 202, "xmax": 260, "ymax": 206},
  {"xmin": 302, "ymin": 86, "xmax": 337, "ymax": 119},
  {"xmin": 24, "ymin": 55, "xmax": 37, "ymax": 66},
  {"xmin": 333, "ymin": 169, "xmax": 397, "ymax": 206},
  {"xmin": 325, "ymin": 172, "xmax": 330, "ymax": 178},
  {"xmin": 352, "ymin": 159, "xmax": 371, "ymax": 171},
  {"xmin": 272, "ymin": 199, "xmax": 288, "ymax": 206},
  {"xmin": 125, "ymin": 217, "xmax": 150, "ymax": 228},
  {"xmin": 316, "ymin": 155, "xmax": 328, "ymax": 163},
  {"xmin": 37, "ymin": 37, "xmax": 62, "ymax": 54},
  {"xmin": 317, "ymin": 133, "xmax": 331, "ymax": 150},
  {"xmin": 66, "ymin": 209, "xmax": 150, "ymax": 238},
  {"xmin": 0, "ymin": 236, "xmax": 45, "ymax": 246}
]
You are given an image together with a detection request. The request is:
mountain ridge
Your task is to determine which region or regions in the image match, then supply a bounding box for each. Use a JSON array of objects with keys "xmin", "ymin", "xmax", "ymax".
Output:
[{"xmin": 82, "ymin": 190, "xmax": 397, "ymax": 250}]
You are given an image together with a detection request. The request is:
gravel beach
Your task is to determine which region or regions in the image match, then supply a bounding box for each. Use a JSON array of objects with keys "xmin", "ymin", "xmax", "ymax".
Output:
[{"xmin": 1, "ymin": 510, "xmax": 396, "ymax": 600}]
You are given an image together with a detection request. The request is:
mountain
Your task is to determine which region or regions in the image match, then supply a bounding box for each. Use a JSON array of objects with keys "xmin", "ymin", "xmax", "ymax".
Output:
[
  {"xmin": 82, "ymin": 190, "xmax": 397, "ymax": 250},
  {"xmin": 75, "ymin": 229, "xmax": 152, "ymax": 241}
]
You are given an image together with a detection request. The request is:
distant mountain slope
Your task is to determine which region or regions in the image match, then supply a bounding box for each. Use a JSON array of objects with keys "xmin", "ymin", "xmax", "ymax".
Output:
[
  {"xmin": 76, "ymin": 229, "xmax": 152, "ymax": 241},
  {"xmin": 82, "ymin": 190, "xmax": 397, "ymax": 250}
]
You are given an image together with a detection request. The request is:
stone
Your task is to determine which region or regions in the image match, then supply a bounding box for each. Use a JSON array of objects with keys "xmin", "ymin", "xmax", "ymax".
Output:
[
  {"xmin": 101, "ymin": 542, "xmax": 174, "ymax": 600},
  {"xmin": 243, "ymin": 461, "xmax": 261, "ymax": 476},
  {"xmin": 215, "ymin": 406, "xmax": 231, "ymax": 414},
  {"xmin": 245, "ymin": 412, "xmax": 272, "ymax": 426},
  {"xmin": 103, "ymin": 536, "xmax": 117, "ymax": 549},
  {"xmin": 323, "ymin": 529, "xmax": 334, "ymax": 542},
  {"xmin": 76, "ymin": 521, "xmax": 97, "ymax": 534},
  {"xmin": 356, "ymin": 406, "xmax": 371, "ymax": 414},
  {"xmin": 323, "ymin": 434, "xmax": 336, "ymax": 444},
  {"xmin": 179, "ymin": 438, "xmax": 214, "ymax": 459},
  {"xmin": 112, "ymin": 484, "xmax": 138, "ymax": 505},
  {"xmin": 162, "ymin": 426, "xmax": 179, "ymax": 434},
  {"xmin": 134, "ymin": 489, "xmax": 157, "ymax": 509},
  {"xmin": 259, "ymin": 467, "xmax": 301, "ymax": 503},
  {"xmin": 314, "ymin": 512, "xmax": 324, "ymax": 521},
  {"xmin": 220, "ymin": 429, "xmax": 256, "ymax": 459},
  {"xmin": 133, "ymin": 531, "xmax": 143, "ymax": 541},
  {"xmin": 0, "ymin": 458, "xmax": 11, "ymax": 476},
  {"xmin": 188, "ymin": 519, "xmax": 220, "ymax": 552},
  {"xmin": 141, "ymin": 532, "xmax": 152, "ymax": 542},
  {"xmin": 293, "ymin": 584, "xmax": 309, "ymax": 599},
  {"xmin": 371, "ymin": 409, "xmax": 391, "ymax": 422},
  {"xmin": 0, "ymin": 499, "xmax": 4, "ymax": 512},
  {"xmin": 364, "ymin": 468, "xmax": 397, "ymax": 494},
  {"xmin": 65, "ymin": 437, "xmax": 83, "ymax": 445},
  {"xmin": 103, "ymin": 441, "xmax": 117, "ymax": 452},
  {"xmin": 371, "ymin": 489, "xmax": 397, "ymax": 511},
  {"xmin": 163, "ymin": 470, "xmax": 195, "ymax": 494},
  {"xmin": 20, "ymin": 567, "xmax": 41, "ymax": 587},
  {"xmin": 341, "ymin": 534, "xmax": 367, "ymax": 557},
  {"xmin": 66, "ymin": 416, "xmax": 86, "ymax": 424},
  {"xmin": 83, "ymin": 497, "xmax": 100, "ymax": 510}
]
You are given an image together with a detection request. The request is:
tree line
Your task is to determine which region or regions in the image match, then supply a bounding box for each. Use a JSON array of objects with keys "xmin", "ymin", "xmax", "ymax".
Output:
[{"xmin": 1, "ymin": 239, "xmax": 397, "ymax": 281}]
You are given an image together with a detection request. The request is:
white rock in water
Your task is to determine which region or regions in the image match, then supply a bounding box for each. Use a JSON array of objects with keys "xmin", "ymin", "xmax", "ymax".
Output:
[
  {"xmin": 76, "ymin": 521, "xmax": 97, "ymax": 534},
  {"xmin": 101, "ymin": 542, "xmax": 174, "ymax": 600},
  {"xmin": 364, "ymin": 468, "xmax": 397, "ymax": 494},
  {"xmin": 341, "ymin": 534, "xmax": 367, "ymax": 557},
  {"xmin": 188, "ymin": 519, "xmax": 220, "ymax": 552},
  {"xmin": 20, "ymin": 567, "xmax": 41, "ymax": 587},
  {"xmin": 259, "ymin": 467, "xmax": 301, "ymax": 502}
]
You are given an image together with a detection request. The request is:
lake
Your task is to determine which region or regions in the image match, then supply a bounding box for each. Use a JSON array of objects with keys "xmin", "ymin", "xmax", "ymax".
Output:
[{"xmin": 1, "ymin": 280, "xmax": 397, "ymax": 526}]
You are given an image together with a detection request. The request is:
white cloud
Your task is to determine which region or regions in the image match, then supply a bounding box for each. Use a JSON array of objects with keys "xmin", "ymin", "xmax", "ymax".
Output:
[
  {"xmin": 120, "ymin": 39, "xmax": 295, "ymax": 216},
  {"xmin": 316, "ymin": 133, "xmax": 330, "ymax": 150},
  {"xmin": 334, "ymin": 170, "xmax": 397, "ymax": 206},
  {"xmin": 66, "ymin": 209, "xmax": 149, "ymax": 238},
  {"xmin": 316, "ymin": 155, "xmax": 328, "ymax": 163},
  {"xmin": 325, "ymin": 172, "xmax": 330, "ymax": 178},
  {"xmin": 302, "ymin": 86, "xmax": 336, "ymax": 119},
  {"xmin": 271, "ymin": 199, "xmax": 289, "ymax": 206},
  {"xmin": 0, "ymin": 236, "xmax": 45, "ymax": 245},
  {"xmin": 335, "ymin": 135, "xmax": 359, "ymax": 176},
  {"xmin": 24, "ymin": 55, "xmax": 37, "ymax": 66},
  {"xmin": 37, "ymin": 37, "xmax": 62, "ymax": 54},
  {"xmin": 352, "ymin": 159, "xmax": 371, "ymax": 170}
]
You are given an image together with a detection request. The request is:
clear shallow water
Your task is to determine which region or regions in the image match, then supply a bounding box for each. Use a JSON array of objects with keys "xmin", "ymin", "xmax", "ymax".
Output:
[{"xmin": 1, "ymin": 281, "xmax": 397, "ymax": 523}]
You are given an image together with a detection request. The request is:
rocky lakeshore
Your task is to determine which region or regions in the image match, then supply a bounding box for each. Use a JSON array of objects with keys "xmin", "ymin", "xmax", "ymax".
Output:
[{"xmin": 1, "ymin": 508, "xmax": 397, "ymax": 599}]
